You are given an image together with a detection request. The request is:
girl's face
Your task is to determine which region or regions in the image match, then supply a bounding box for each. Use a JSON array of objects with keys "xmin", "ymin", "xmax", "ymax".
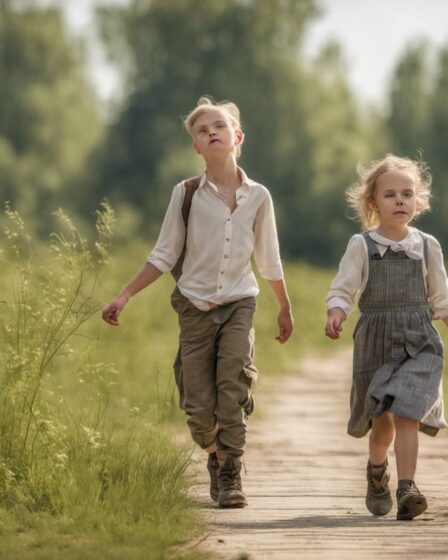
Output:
[
  {"xmin": 192, "ymin": 109, "xmax": 243, "ymax": 160},
  {"xmin": 370, "ymin": 169, "xmax": 417, "ymax": 230}
]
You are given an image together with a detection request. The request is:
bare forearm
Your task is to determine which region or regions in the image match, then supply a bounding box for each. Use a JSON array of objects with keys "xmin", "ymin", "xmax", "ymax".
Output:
[
  {"xmin": 268, "ymin": 278, "xmax": 291, "ymax": 310},
  {"xmin": 119, "ymin": 262, "xmax": 163, "ymax": 300},
  {"xmin": 268, "ymin": 278, "xmax": 294, "ymax": 343},
  {"xmin": 103, "ymin": 262, "xmax": 164, "ymax": 326}
]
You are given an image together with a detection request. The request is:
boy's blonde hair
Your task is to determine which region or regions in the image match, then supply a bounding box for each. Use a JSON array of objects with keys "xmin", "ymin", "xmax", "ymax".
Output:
[
  {"xmin": 184, "ymin": 96, "xmax": 243, "ymax": 158},
  {"xmin": 345, "ymin": 154, "xmax": 432, "ymax": 231}
]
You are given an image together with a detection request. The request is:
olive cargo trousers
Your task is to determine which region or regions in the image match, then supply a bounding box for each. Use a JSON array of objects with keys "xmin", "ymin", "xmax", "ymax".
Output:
[{"xmin": 171, "ymin": 287, "xmax": 257, "ymax": 457}]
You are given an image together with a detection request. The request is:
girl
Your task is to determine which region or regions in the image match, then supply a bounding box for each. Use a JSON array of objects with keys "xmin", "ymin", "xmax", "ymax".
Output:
[
  {"xmin": 102, "ymin": 96, "xmax": 294, "ymax": 508},
  {"xmin": 325, "ymin": 154, "xmax": 448, "ymax": 520}
]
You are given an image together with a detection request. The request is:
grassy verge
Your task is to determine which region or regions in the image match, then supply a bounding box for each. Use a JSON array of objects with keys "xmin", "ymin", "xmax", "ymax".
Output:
[
  {"xmin": 0, "ymin": 208, "xmax": 202, "ymax": 560},
  {"xmin": 0, "ymin": 435, "xmax": 201, "ymax": 560}
]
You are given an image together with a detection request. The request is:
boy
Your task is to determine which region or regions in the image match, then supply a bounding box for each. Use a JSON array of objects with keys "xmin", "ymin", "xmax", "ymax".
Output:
[{"xmin": 102, "ymin": 96, "xmax": 294, "ymax": 507}]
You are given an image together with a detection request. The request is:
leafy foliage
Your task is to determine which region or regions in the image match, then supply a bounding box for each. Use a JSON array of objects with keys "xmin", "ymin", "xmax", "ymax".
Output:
[
  {"xmin": 0, "ymin": 3, "xmax": 102, "ymax": 229},
  {"xmin": 93, "ymin": 0, "xmax": 373, "ymax": 261}
]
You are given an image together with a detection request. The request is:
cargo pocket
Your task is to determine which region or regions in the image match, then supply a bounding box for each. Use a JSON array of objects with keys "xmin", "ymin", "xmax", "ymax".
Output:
[
  {"xmin": 173, "ymin": 345, "xmax": 186, "ymax": 411},
  {"xmin": 241, "ymin": 362, "xmax": 258, "ymax": 385},
  {"xmin": 241, "ymin": 326, "xmax": 257, "ymax": 416},
  {"xmin": 240, "ymin": 327, "xmax": 258, "ymax": 385},
  {"xmin": 240, "ymin": 393, "xmax": 255, "ymax": 417},
  {"xmin": 239, "ymin": 363, "xmax": 256, "ymax": 418}
]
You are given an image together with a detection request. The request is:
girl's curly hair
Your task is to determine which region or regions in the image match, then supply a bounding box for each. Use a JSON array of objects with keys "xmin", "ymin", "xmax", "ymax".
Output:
[{"xmin": 345, "ymin": 154, "xmax": 432, "ymax": 230}]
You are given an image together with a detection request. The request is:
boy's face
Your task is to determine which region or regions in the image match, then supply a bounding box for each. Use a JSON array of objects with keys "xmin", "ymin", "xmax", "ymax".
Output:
[
  {"xmin": 192, "ymin": 109, "xmax": 243, "ymax": 160},
  {"xmin": 370, "ymin": 169, "xmax": 418, "ymax": 227}
]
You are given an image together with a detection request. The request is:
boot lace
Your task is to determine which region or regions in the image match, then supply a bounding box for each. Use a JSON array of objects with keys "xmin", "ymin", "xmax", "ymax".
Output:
[
  {"xmin": 219, "ymin": 469, "xmax": 242, "ymax": 492},
  {"xmin": 397, "ymin": 482, "xmax": 422, "ymax": 503},
  {"xmin": 367, "ymin": 464, "xmax": 389, "ymax": 496}
]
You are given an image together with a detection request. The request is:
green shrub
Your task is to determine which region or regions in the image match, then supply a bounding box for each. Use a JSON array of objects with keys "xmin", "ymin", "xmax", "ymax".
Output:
[{"xmin": 0, "ymin": 205, "xmax": 201, "ymax": 558}]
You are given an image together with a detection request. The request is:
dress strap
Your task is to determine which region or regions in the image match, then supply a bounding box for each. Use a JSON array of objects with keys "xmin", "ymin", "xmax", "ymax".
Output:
[
  {"xmin": 363, "ymin": 230, "xmax": 428, "ymax": 264},
  {"xmin": 418, "ymin": 231, "xmax": 428, "ymax": 268},
  {"xmin": 362, "ymin": 232, "xmax": 382, "ymax": 260}
]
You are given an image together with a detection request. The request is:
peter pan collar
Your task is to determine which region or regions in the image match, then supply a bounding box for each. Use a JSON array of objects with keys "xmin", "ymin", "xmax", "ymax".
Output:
[{"xmin": 368, "ymin": 227, "xmax": 423, "ymax": 260}]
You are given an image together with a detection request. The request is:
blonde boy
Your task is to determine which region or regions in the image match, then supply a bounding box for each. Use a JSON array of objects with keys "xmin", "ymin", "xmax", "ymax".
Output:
[{"xmin": 103, "ymin": 96, "xmax": 294, "ymax": 507}]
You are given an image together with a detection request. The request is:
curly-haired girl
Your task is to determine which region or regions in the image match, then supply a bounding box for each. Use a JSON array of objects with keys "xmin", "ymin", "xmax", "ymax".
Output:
[{"xmin": 325, "ymin": 154, "xmax": 448, "ymax": 520}]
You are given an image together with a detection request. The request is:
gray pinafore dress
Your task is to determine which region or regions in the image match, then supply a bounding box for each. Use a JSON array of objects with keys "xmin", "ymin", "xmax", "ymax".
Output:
[{"xmin": 348, "ymin": 231, "xmax": 447, "ymax": 438}]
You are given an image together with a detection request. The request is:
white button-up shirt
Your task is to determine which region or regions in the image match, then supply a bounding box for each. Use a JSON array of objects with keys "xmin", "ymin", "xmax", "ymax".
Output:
[
  {"xmin": 326, "ymin": 227, "xmax": 448, "ymax": 319},
  {"xmin": 147, "ymin": 169, "xmax": 284, "ymax": 310}
]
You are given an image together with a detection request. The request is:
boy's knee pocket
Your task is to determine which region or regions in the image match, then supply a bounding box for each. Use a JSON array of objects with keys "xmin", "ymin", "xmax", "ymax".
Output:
[
  {"xmin": 240, "ymin": 362, "xmax": 258, "ymax": 385},
  {"xmin": 239, "ymin": 394, "xmax": 255, "ymax": 417}
]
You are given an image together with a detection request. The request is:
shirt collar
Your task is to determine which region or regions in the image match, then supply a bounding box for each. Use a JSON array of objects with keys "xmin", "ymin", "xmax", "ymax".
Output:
[
  {"xmin": 199, "ymin": 166, "xmax": 256, "ymax": 190},
  {"xmin": 368, "ymin": 227, "xmax": 423, "ymax": 260}
]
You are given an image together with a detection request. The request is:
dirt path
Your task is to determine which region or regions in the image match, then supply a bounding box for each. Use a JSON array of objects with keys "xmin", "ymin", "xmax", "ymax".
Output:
[{"xmin": 188, "ymin": 348, "xmax": 448, "ymax": 560}]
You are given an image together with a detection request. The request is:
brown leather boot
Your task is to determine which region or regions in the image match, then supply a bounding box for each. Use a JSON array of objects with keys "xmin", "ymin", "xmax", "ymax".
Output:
[
  {"xmin": 207, "ymin": 452, "xmax": 219, "ymax": 502},
  {"xmin": 366, "ymin": 459, "xmax": 393, "ymax": 516},
  {"xmin": 396, "ymin": 481, "xmax": 427, "ymax": 520},
  {"xmin": 216, "ymin": 451, "xmax": 247, "ymax": 508}
]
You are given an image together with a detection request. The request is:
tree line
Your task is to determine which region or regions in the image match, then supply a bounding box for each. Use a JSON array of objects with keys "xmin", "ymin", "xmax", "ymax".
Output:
[{"xmin": 1, "ymin": 0, "xmax": 447, "ymax": 264}]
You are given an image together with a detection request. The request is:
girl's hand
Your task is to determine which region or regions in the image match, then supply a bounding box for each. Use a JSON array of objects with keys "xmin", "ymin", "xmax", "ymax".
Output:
[
  {"xmin": 325, "ymin": 308, "xmax": 347, "ymax": 339},
  {"xmin": 102, "ymin": 294, "xmax": 129, "ymax": 326},
  {"xmin": 276, "ymin": 307, "xmax": 294, "ymax": 344}
]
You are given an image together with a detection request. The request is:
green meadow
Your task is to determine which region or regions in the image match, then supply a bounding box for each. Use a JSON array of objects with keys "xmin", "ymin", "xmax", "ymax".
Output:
[{"xmin": 1, "ymin": 208, "xmax": 447, "ymax": 559}]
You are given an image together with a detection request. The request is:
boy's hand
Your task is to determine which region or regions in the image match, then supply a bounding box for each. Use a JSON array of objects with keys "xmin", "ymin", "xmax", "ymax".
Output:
[
  {"xmin": 325, "ymin": 307, "xmax": 347, "ymax": 339},
  {"xmin": 102, "ymin": 294, "xmax": 129, "ymax": 326},
  {"xmin": 276, "ymin": 308, "xmax": 294, "ymax": 344}
]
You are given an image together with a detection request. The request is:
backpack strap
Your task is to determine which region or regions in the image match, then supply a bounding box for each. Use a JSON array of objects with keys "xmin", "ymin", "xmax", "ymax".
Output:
[
  {"xmin": 181, "ymin": 176, "xmax": 201, "ymax": 226},
  {"xmin": 171, "ymin": 176, "xmax": 201, "ymax": 281}
]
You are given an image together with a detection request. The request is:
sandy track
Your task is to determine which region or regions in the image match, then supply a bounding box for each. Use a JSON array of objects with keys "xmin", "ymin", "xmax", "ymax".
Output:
[{"xmin": 188, "ymin": 348, "xmax": 448, "ymax": 560}]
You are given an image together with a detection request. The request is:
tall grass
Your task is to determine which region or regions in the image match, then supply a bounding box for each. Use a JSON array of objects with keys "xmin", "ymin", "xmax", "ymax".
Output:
[{"xmin": 0, "ymin": 206, "xmax": 202, "ymax": 559}]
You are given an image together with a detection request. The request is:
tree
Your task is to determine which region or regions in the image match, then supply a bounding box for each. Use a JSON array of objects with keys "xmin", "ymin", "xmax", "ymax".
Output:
[
  {"xmin": 386, "ymin": 41, "xmax": 448, "ymax": 246},
  {"xmin": 286, "ymin": 42, "xmax": 381, "ymax": 263},
  {"xmin": 0, "ymin": 3, "xmax": 102, "ymax": 228},
  {"xmin": 93, "ymin": 0, "xmax": 319, "ymax": 241},
  {"xmin": 386, "ymin": 42, "xmax": 431, "ymax": 158},
  {"xmin": 424, "ymin": 45, "xmax": 448, "ymax": 244},
  {"xmin": 93, "ymin": 0, "xmax": 378, "ymax": 262}
]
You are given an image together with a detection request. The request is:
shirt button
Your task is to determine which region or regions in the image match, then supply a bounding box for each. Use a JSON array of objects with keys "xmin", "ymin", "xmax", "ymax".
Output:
[
  {"xmin": 224, "ymin": 255, "xmax": 229, "ymax": 259},
  {"xmin": 218, "ymin": 285, "xmax": 223, "ymax": 289},
  {"xmin": 227, "ymin": 218, "xmax": 231, "ymax": 222},
  {"xmin": 220, "ymin": 271, "xmax": 224, "ymax": 274},
  {"xmin": 225, "ymin": 238, "xmax": 230, "ymax": 242}
]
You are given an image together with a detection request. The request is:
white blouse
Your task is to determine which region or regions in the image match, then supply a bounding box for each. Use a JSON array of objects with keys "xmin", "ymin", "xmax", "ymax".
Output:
[
  {"xmin": 147, "ymin": 169, "xmax": 283, "ymax": 311},
  {"xmin": 326, "ymin": 227, "xmax": 448, "ymax": 319}
]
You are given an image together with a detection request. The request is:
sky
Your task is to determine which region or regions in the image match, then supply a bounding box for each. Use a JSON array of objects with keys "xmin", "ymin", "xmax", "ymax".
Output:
[
  {"xmin": 61, "ymin": 0, "xmax": 448, "ymax": 106},
  {"xmin": 305, "ymin": 0, "xmax": 448, "ymax": 103}
]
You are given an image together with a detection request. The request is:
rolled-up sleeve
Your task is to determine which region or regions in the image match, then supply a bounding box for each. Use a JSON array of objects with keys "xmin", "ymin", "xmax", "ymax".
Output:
[
  {"xmin": 326, "ymin": 235, "xmax": 366, "ymax": 316},
  {"xmin": 426, "ymin": 235, "xmax": 448, "ymax": 319},
  {"xmin": 253, "ymin": 193, "xmax": 284, "ymax": 280},
  {"xmin": 146, "ymin": 183, "xmax": 186, "ymax": 273}
]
